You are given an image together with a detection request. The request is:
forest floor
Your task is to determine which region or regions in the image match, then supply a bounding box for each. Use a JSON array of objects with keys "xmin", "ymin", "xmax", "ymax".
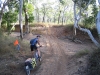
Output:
[{"xmin": 0, "ymin": 24, "xmax": 98, "ymax": 75}]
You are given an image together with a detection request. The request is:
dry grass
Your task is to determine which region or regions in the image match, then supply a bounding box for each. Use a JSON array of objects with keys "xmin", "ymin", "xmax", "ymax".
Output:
[
  {"xmin": 0, "ymin": 24, "xmax": 99, "ymax": 75},
  {"xmin": 87, "ymin": 49, "xmax": 100, "ymax": 75},
  {"xmin": 0, "ymin": 33, "xmax": 30, "ymax": 75}
]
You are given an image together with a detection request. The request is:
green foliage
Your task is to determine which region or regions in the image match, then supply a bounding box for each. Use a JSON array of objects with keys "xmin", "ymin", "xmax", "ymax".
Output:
[
  {"xmin": 72, "ymin": 0, "xmax": 98, "ymax": 29},
  {"xmin": 74, "ymin": 0, "xmax": 94, "ymax": 9},
  {"xmin": 26, "ymin": 3, "xmax": 34, "ymax": 14},
  {"xmin": 8, "ymin": 0, "xmax": 19, "ymax": 11},
  {"xmin": 75, "ymin": 49, "xmax": 89, "ymax": 58},
  {"xmin": 82, "ymin": 5, "xmax": 98, "ymax": 28},
  {"xmin": 82, "ymin": 16, "xmax": 94, "ymax": 28},
  {"xmin": 59, "ymin": 0, "xmax": 65, "ymax": 5},
  {"xmin": 26, "ymin": 4, "xmax": 34, "ymax": 23},
  {"xmin": 2, "ymin": 11, "xmax": 18, "ymax": 31},
  {"xmin": 0, "ymin": 28, "xmax": 4, "ymax": 38},
  {"xmin": 24, "ymin": 2, "xmax": 34, "ymax": 23},
  {"xmin": 28, "ymin": 14, "xmax": 34, "ymax": 23}
]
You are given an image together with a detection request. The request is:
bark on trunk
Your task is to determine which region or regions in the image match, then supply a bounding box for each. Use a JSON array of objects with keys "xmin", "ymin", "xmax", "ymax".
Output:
[
  {"xmin": 58, "ymin": 11, "xmax": 61, "ymax": 24},
  {"xmin": 19, "ymin": 0, "xmax": 23, "ymax": 39},
  {"xmin": 73, "ymin": 1, "xmax": 100, "ymax": 48},
  {"xmin": 96, "ymin": 10, "xmax": 100, "ymax": 39},
  {"xmin": 25, "ymin": 13, "xmax": 29, "ymax": 33},
  {"xmin": 42, "ymin": 12, "xmax": 45, "ymax": 22},
  {"xmin": 0, "ymin": 8, "xmax": 4, "ymax": 28}
]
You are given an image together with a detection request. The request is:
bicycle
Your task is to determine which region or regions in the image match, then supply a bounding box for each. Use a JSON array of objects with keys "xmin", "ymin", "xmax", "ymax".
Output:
[{"xmin": 24, "ymin": 46, "xmax": 42, "ymax": 75}]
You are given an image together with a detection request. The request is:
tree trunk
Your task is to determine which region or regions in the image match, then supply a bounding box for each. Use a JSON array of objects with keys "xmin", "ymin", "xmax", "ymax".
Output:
[
  {"xmin": 62, "ymin": 6, "xmax": 67, "ymax": 25},
  {"xmin": 58, "ymin": 11, "xmax": 61, "ymax": 24},
  {"xmin": 24, "ymin": 7, "xmax": 29, "ymax": 33},
  {"xmin": 96, "ymin": 10, "xmax": 100, "ymax": 39},
  {"xmin": 73, "ymin": 3, "xmax": 77, "ymax": 36},
  {"xmin": 19, "ymin": 0, "xmax": 23, "ymax": 39},
  {"xmin": 36, "ymin": 8, "xmax": 40, "ymax": 22},
  {"xmin": 42, "ymin": 13, "xmax": 45, "ymax": 22},
  {"xmin": 37, "ymin": 11, "xmax": 40, "ymax": 22},
  {"xmin": 73, "ymin": 2, "xmax": 100, "ymax": 48},
  {"xmin": 62, "ymin": 16, "xmax": 64, "ymax": 25},
  {"xmin": 54, "ymin": 17, "xmax": 56, "ymax": 23},
  {"xmin": 25, "ymin": 13, "xmax": 29, "ymax": 33},
  {"xmin": 0, "ymin": 8, "xmax": 3, "ymax": 28}
]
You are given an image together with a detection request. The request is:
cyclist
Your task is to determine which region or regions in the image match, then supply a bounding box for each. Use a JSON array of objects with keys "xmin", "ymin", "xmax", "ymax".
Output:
[
  {"xmin": 25, "ymin": 58, "xmax": 36, "ymax": 69},
  {"xmin": 30, "ymin": 35, "xmax": 42, "ymax": 59}
]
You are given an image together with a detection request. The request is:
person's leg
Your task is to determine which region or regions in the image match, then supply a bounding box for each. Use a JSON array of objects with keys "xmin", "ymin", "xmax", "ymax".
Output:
[
  {"xmin": 30, "ymin": 45, "xmax": 34, "ymax": 57},
  {"xmin": 16, "ymin": 44, "xmax": 20, "ymax": 51},
  {"xmin": 35, "ymin": 46, "xmax": 41, "ymax": 61},
  {"xmin": 37, "ymin": 48, "xmax": 41, "ymax": 61},
  {"xmin": 37, "ymin": 48, "xmax": 41, "ymax": 57},
  {"xmin": 34, "ymin": 45, "xmax": 41, "ymax": 57},
  {"xmin": 31, "ymin": 51, "xmax": 34, "ymax": 57},
  {"xmin": 17, "ymin": 44, "xmax": 20, "ymax": 50}
]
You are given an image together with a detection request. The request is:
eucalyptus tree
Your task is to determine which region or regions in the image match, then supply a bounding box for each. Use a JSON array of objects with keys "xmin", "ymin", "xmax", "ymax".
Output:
[
  {"xmin": 57, "ymin": 2, "xmax": 62, "ymax": 24},
  {"xmin": 59, "ymin": 0, "xmax": 68, "ymax": 25},
  {"xmin": 0, "ymin": 0, "xmax": 10, "ymax": 28},
  {"xmin": 57, "ymin": 0, "xmax": 73, "ymax": 24},
  {"xmin": 23, "ymin": 0, "xmax": 34, "ymax": 33},
  {"xmin": 1, "ymin": 0, "xmax": 19, "ymax": 33},
  {"xmin": 41, "ymin": 3, "xmax": 48, "ymax": 22},
  {"xmin": 45, "ymin": 1, "xmax": 59, "ymax": 23},
  {"xmin": 35, "ymin": 6, "xmax": 40, "ymax": 22},
  {"xmin": 19, "ymin": 0, "xmax": 23, "ymax": 39},
  {"xmin": 52, "ymin": 3, "xmax": 64, "ymax": 24},
  {"xmin": 32, "ymin": 0, "xmax": 40, "ymax": 22},
  {"xmin": 46, "ymin": 4, "xmax": 54, "ymax": 23},
  {"xmin": 53, "ymin": 11, "xmax": 57, "ymax": 23},
  {"xmin": 2, "ymin": 10, "xmax": 18, "ymax": 33},
  {"xmin": 0, "ymin": 0, "xmax": 24, "ymax": 39},
  {"xmin": 73, "ymin": 0, "xmax": 100, "ymax": 48},
  {"xmin": 96, "ymin": 0, "xmax": 100, "ymax": 39},
  {"xmin": 59, "ymin": 0, "xmax": 66, "ymax": 25},
  {"xmin": 40, "ymin": 3, "xmax": 52, "ymax": 23}
]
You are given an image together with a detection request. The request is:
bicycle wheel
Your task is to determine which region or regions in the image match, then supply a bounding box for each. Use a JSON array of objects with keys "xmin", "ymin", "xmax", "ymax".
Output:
[{"xmin": 25, "ymin": 66, "xmax": 30, "ymax": 75}]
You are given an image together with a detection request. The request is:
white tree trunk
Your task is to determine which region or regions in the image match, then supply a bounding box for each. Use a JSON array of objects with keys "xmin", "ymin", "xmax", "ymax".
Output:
[
  {"xmin": 79, "ymin": 27, "xmax": 100, "ymax": 48},
  {"xmin": 19, "ymin": 0, "xmax": 23, "ymax": 39},
  {"xmin": 73, "ymin": 1, "xmax": 100, "ymax": 48},
  {"xmin": 98, "ymin": 0, "xmax": 100, "ymax": 4},
  {"xmin": 96, "ymin": 10, "xmax": 100, "ymax": 38}
]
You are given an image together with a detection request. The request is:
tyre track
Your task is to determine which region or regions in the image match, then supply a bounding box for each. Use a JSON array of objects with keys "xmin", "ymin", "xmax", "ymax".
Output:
[
  {"xmin": 48, "ymin": 27, "xmax": 69, "ymax": 75},
  {"xmin": 36, "ymin": 27, "xmax": 68, "ymax": 75}
]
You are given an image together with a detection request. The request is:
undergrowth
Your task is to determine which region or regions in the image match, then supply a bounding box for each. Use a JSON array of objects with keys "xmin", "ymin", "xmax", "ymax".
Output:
[
  {"xmin": 0, "ymin": 30, "xmax": 30, "ymax": 75},
  {"xmin": 75, "ymin": 49, "xmax": 90, "ymax": 58},
  {"xmin": 75, "ymin": 48, "xmax": 100, "ymax": 75},
  {"xmin": 87, "ymin": 49, "xmax": 100, "ymax": 75}
]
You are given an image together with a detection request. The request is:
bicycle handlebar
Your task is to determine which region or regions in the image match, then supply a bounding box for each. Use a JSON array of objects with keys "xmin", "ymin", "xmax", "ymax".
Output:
[{"xmin": 38, "ymin": 45, "xmax": 42, "ymax": 48}]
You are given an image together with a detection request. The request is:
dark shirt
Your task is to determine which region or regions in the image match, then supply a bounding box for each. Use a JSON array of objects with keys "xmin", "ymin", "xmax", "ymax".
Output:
[{"xmin": 30, "ymin": 38, "xmax": 38, "ymax": 45}]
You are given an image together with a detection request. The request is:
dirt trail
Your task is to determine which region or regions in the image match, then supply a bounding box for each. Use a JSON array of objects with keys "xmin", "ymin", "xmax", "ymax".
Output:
[
  {"xmin": 36, "ymin": 28, "xmax": 68, "ymax": 75},
  {"xmin": 28, "ymin": 26, "xmax": 96, "ymax": 75},
  {"xmin": 10, "ymin": 26, "xmax": 97, "ymax": 75}
]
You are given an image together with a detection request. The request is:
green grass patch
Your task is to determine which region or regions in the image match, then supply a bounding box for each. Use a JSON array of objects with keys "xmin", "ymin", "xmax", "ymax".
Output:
[{"xmin": 75, "ymin": 49, "xmax": 90, "ymax": 58}]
